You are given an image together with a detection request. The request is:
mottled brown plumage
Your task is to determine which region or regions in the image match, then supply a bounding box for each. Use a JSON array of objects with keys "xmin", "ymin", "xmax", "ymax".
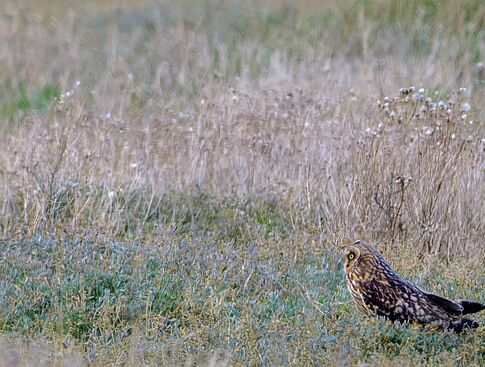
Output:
[{"xmin": 343, "ymin": 240, "xmax": 484, "ymax": 332}]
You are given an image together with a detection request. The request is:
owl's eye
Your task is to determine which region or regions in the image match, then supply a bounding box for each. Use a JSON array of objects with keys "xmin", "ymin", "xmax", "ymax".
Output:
[{"xmin": 348, "ymin": 252, "xmax": 355, "ymax": 261}]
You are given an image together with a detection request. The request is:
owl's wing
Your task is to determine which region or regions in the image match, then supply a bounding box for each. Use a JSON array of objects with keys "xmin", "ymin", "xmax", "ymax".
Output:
[
  {"xmin": 422, "ymin": 291, "xmax": 464, "ymax": 315},
  {"xmin": 419, "ymin": 286, "xmax": 484, "ymax": 315},
  {"xmin": 358, "ymin": 278, "xmax": 409, "ymax": 320}
]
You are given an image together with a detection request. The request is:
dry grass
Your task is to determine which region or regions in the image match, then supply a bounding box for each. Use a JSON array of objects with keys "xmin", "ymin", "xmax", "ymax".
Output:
[{"xmin": 0, "ymin": 0, "xmax": 484, "ymax": 366}]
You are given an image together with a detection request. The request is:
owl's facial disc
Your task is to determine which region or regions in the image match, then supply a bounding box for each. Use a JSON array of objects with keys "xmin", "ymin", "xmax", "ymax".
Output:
[{"xmin": 343, "ymin": 246, "xmax": 360, "ymax": 271}]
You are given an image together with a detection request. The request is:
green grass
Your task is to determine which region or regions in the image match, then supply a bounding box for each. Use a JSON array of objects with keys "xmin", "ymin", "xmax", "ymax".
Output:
[
  {"xmin": 0, "ymin": 84, "xmax": 59, "ymax": 124},
  {"xmin": 0, "ymin": 196, "xmax": 484, "ymax": 366}
]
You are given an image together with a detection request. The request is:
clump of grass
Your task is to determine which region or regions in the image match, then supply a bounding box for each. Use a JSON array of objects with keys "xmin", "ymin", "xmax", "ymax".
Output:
[
  {"xmin": 1, "ymin": 84, "xmax": 482, "ymax": 256},
  {"xmin": 339, "ymin": 87, "xmax": 484, "ymax": 255}
]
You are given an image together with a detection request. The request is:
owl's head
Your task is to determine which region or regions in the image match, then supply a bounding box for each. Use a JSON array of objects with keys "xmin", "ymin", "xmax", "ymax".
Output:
[{"xmin": 343, "ymin": 240, "xmax": 385, "ymax": 274}]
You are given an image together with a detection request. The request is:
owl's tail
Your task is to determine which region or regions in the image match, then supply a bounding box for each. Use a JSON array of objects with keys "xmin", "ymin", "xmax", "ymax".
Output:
[
  {"xmin": 456, "ymin": 300, "xmax": 485, "ymax": 315},
  {"xmin": 449, "ymin": 300, "xmax": 484, "ymax": 332},
  {"xmin": 425, "ymin": 293, "xmax": 484, "ymax": 315},
  {"xmin": 451, "ymin": 318, "xmax": 479, "ymax": 333}
]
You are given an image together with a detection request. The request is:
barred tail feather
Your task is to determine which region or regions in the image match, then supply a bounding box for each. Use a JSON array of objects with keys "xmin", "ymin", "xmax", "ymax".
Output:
[{"xmin": 456, "ymin": 300, "xmax": 485, "ymax": 315}]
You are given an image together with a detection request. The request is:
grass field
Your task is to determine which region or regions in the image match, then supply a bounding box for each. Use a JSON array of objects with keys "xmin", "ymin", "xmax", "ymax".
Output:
[{"xmin": 0, "ymin": 0, "xmax": 484, "ymax": 366}]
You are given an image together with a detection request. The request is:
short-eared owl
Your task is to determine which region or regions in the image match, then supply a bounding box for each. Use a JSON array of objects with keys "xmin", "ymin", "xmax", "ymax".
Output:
[{"xmin": 343, "ymin": 240, "xmax": 484, "ymax": 332}]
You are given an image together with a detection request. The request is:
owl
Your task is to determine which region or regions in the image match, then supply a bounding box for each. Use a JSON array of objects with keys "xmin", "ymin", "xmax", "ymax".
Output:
[{"xmin": 343, "ymin": 240, "xmax": 484, "ymax": 332}]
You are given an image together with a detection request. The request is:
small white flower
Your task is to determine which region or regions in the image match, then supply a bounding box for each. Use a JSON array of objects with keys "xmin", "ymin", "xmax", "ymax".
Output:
[
  {"xmin": 461, "ymin": 102, "xmax": 471, "ymax": 112},
  {"xmin": 108, "ymin": 191, "xmax": 115, "ymax": 199},
  {"xmin": 130, "ymin": 163, "xmax": 138, "ymax": 168},
  {"xmin": 423, "ymin": 126, "xmax": 433, "ymax": 136},
  {"xmin": 418, "ymin": 88, "xmax": 425, "ymax": 94},
  {"xmin": 75, "ymin": 80, "xmax": 81, "ymax": 87},
  {"xmin": 365, "ymin": 128, "xmax": 376, "ymax": 137}
]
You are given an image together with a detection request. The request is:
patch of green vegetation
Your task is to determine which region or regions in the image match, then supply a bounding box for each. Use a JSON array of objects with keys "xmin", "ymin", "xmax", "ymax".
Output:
[
  {"xmin": 0, "ymin": 83, "xmax": 59, "ymax": 122},
  {"xmin": 0, "ymin": 202, "xmax": 483, "ymax": 365},
  {"xmin": 0, "ymin": 239, "xmax": 184, "ymax": 343},
  {"xmin": 88, "ymin": 190, "xmax": 291, "ymax": 242}
]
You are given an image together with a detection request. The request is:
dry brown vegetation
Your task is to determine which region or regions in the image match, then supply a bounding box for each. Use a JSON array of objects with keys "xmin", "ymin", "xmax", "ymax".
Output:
[{"xmin": 0, "ymin": 0, "xmax": 484, "ymax": 366}]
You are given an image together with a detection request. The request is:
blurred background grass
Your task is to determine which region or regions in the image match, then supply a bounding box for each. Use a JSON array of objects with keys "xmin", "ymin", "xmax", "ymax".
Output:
[{"xmin": 0, "ymin": 0, "xmax": 484, "ymax": 366}]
